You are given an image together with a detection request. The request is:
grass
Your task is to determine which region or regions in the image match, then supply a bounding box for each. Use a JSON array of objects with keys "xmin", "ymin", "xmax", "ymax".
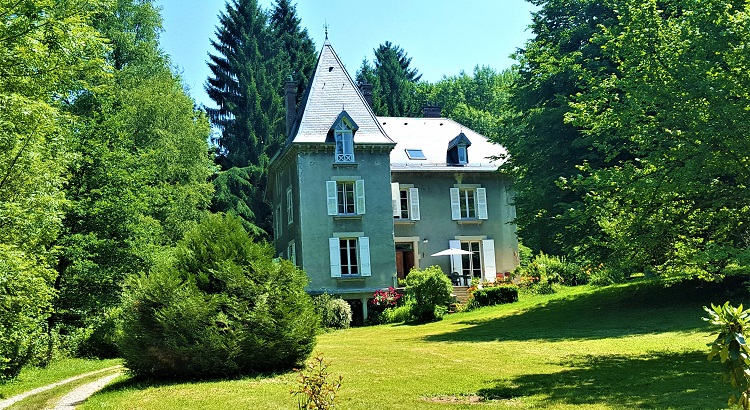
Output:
[
  {"xmin": 73, "ymin": 277, "xmax": 747, "ymax": 409},
  {"xmin": 0, "ymin": 358, "xmax": 121, "ymax": 399}
]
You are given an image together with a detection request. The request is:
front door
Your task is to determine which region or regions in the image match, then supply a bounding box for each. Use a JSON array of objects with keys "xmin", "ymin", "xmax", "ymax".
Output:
[{"xmin": 395, "ymin": 242, "xmax": 415, "ymax": 280}]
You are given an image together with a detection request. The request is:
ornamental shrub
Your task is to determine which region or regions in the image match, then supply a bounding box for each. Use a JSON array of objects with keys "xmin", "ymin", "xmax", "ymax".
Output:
[
  {"xmin": 468, "ymin": 285, "xmax": 519, "ymax": 309},
  {"xmin": 118, "ymin": 214, "xmax": 318, "ymax": 379},
  {"xmin": 405, "ymin": 266, "xmax": 453, "ymax": 323},
  {"xmin": 313, "ymin": 294, "xmax": 352, "ymax": 330}
]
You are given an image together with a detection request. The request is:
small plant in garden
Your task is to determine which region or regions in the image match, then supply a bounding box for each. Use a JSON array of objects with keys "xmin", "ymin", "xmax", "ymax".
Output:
[
  {"xmin": 291, "ymin": 355, "xmax": 343, "ymax": 410},
  {"xmin": 404, "ymin": 266, "xmax": 453, "ymax": 323},
  {"xmin": 703, "ymin": 302, "xmax": 750, "ymax": 409}
]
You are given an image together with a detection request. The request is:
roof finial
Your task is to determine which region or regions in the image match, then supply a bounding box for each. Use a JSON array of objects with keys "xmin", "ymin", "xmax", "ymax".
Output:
[{"xmin": 324, "ymin": 21, "xmax": 329, "ymax": 40}]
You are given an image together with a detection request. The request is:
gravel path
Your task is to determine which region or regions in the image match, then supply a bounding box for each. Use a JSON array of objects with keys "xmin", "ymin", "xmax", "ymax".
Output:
[
  {"xmin": 0, "ymin": 365, "xmax": 122, "ymax": 410},
  {"xmin": 52, "ymin": 371, "xmax": 123, "ymax": 410}
]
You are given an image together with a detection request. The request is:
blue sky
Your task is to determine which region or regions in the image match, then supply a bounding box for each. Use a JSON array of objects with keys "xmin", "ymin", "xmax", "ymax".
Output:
[{"xmin": 154, "ymin": 0, "xmax": 537, "ymax": 109}]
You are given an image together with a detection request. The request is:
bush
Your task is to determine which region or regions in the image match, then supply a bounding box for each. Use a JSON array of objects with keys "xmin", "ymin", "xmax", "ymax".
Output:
[
  {"xmin": 313, "ymin": 294, "xmax": 352, "ymax": 330},
  {"xmin": 515, "ymin": 253, "xmax": 586, "ymax": 294},
  {"xmin": 118, "ymin": 214, "xmax": 319, "ymax": 380},
  {"xmin": 379, "ymin": 303, "xmax": 413, "ymax": 324},
  {"xmin": 468, "ymin": 286, "xmax": 519, "ymax": 309},
  {"xmin": 404, "ymin": 266, "xmax": 453, "ymax": 323}
]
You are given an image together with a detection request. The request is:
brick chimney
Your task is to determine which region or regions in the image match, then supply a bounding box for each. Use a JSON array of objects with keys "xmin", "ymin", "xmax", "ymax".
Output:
[
  {"xmin": 423, "ymin": 103, "xmax": 442, "ymax": 118},
  {"xmin": 284, "ymin": 78, "xmax": 297, "ymax": 136},
  {"xmin": 358, "ymin": 82, "xmax": 374, "ymax": 111}
]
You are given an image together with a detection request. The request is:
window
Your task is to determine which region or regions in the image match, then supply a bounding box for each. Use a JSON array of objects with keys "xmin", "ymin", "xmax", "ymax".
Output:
[
  {"xmin": 450, "ymin": 187, "xmax": 488, "ymax": 220},
  {"xmin": 405, "ymin": 149, "xmax": 426, "ymax": 160},
  {"xmin": 449, "ymin": 239, "xmax": 496, "ymax": 282},
  {"xmin": 331, "ymin": 111, "xmax": 358, "ymax": 163},
  {"xmin": 457, "ymin": 145, "xmax": 467, "ymax": 164},
  {"xmin": 391, "ymin": 183, "xmax": 420, "ymax": 220},
  {"xmin": 286, "ymin": 187, "xmax": 293, "ymax": 225},
  {"xmin": 287, "ymin": 241, "xmax": 296, "ymax": 266},
  {"xmin": 327, "ymin": 179, "xmax": 365, "ymax": 216},
  {"xmin": 335, "ymin": 126, "xmax": 354, "ymax": 163},
  {"xmin": 329, "ymin": 236, "xmax": 371, "ymax": 277}
]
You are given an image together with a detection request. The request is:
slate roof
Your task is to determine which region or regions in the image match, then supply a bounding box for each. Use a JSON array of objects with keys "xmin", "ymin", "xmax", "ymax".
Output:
[
  {"xmin": 379, "ymin": 117, "xmax": 507, "ymax": 172},
  {"xmin": 286, "ymin": 41, "xmax": 393, "ymax": 146}
]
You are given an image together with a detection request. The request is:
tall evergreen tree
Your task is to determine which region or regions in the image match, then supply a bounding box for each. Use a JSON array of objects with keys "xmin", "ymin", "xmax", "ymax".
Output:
[
  {"xmin": 270, "ymin": 0, "xmax": 316, "ymax": 104},
  {"xmin": 357, "ymin": 42, "xmax": 422, "ymax": 117},
  {"xmin": 206, "ymin": 0, "xmax": 286, "ymax": 169}
]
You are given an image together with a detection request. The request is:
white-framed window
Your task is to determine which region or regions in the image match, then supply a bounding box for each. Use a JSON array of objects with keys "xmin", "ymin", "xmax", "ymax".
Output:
[
  {"xmin": 457, "ymin": 144, "xmax": 468, "ymax": 164},
  {"xmin": 286, "ymin": 187, "xmax": 293, "ymax": 225},
  {"xmin": 287, "ymin": 241, "xmax": 296, "ymax": 266},
  {"xmin": 329, "ymin": 236, "xmax": 371, "ymax": 277},
  {"xmin": 391, "ymin": 183, "xmax": 420, "ymax": 220},
  {"xmin": 327, "ymin": 179, "xmax": 365, "ymax": 216},
  {"xmin": 449, "ymin": 239, "xmax": 496, "ymax": 281},
  {"xmin": 334, "ymin": 122, "xmax": 354, "ymax": 163},
  {"xmin": 450, "ymin": 187, "xmax": 487, "ymax": 220}
]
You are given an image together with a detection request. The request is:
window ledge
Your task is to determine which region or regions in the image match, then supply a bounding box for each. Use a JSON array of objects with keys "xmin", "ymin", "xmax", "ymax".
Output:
[
  {"xmin": 457, "ymin": 219, "xmax": 483, "ymax": 225},
  {"xmin": 333, "ymin": 214, "xmax": 362, "ymax": 220},
  {"xmin": 335, "ymin": 276, "xmax": 367, "ymax": 282},
  {"xmin": 332, "ymin": 162, "xmax": 358, "ymax": 168},
  {"xmin": 394, "ymin": 219, "xmax": 416, "ymax": 225}
]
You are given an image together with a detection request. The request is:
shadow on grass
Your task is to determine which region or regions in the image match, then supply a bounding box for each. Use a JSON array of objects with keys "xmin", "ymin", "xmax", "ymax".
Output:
[
  {"xmin": 428, "ymin": 277, "xmax": 748, "ymax": 343},
  {"xmin": 477, "ymin": 350, "xmax": 726, "ymax": 409}
]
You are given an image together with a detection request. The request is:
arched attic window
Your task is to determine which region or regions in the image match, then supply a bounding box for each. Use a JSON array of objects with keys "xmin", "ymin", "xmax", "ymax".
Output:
[
  {"xmin": 330, "ymin": 110, "xmax": 359, "ymax": 163},
  {"xmin": 447, "ymin": 132, "xmax": 472, "ymax": 166}
]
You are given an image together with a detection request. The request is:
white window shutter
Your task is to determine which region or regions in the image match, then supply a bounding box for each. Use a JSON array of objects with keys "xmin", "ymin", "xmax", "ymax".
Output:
[
  {"xmin": 477, "ymin": 187, "xmax": 488, "ymax": 220},
  {"xmin": 450, "ymin": 188, "xmax": 461, "ymax": 220},
  {"xmin": 391, "ymin": 183, "xmax": 400, "ymax": 217},
  {"xmin": 355, "ymin": 179, "xmax": 366, "ymax": 214},
  {"xmin": 482, "ymin": 239, "xmax": 496, "ymax": 280},
  {"xmin": 359, "ymin": 237, "xmax": 371, "ymax": 276},
  {"xmin": 409, "ymin": 188, "xmax": 420, "ymax": 221},
  {"xmin": 449, "ymin": 239, "xmax": 462, "ymax": 274},
  {"xmin": 329, "ymin": 237, "xmax": 341, "ymax": 277},
  {"xmin": 290, "ymin": 242, "xmax": 296, "ymax": 266},
  {"xmin": 287, "ymin": 187, "xmax": 293, "ymax": 224},
  {"xmin": 326, "ymin": 180, "xmax": 337, "ymax": 215}
]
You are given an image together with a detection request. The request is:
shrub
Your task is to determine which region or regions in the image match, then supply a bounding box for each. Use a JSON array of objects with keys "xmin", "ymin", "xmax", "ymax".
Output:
[
  {"xmin": 118, "ymin": 214, "xmax": 318, "ymax": 380},
  {"xmin": 404, "ymin": 266, "xmax": 453, "ymax": 323},
  {"xmin": 369, "ymin": 287, "xmax": 402, "ymax": 312},
  {"xmin": 703, "ymin": 302, "xmax": 750, "ymax": 408},
  {"xmin": 291, "ymin": 355, "xmax": 343, "ymax": 410},
  {"xmin": 379, "ymin": 303, "xmax": 413, "ymax": 324},
  {"xmin": 313, "ymin": 294, "xmax": 352, "ymax": 330},
  {"xmin": 468, "ymin": 285, "xmax": 519, "ymax": 309}
]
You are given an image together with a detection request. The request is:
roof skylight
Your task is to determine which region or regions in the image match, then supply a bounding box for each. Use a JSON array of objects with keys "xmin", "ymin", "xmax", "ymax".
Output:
[{"xmin": 405, "ymin": 149, "xmax": 426, "ymax": 160}]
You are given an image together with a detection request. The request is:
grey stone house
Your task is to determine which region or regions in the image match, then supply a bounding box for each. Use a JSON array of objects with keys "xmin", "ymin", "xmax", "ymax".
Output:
[{"xmin": 269, "ymin": 40, "xmax": 518, "ymax": 321}]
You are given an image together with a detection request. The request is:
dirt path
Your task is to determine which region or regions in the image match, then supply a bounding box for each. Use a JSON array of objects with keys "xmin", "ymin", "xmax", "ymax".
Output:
[
  {"xmin": 52, "ymin": 371, "xmax": 122, "ymax": 410},
  {"xmin": 0, "ymin": 365, "xmax": 122, "ymax": 410}
]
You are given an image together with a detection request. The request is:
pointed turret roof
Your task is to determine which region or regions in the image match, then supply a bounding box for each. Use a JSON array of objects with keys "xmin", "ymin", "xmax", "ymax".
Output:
[{"xmin": 286, "ymin": 42, "xmax": 393, "ymax": 145}]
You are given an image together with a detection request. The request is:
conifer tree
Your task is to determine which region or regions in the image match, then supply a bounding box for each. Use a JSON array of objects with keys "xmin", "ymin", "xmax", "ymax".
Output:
[
  {"xmin": 270, "ymin": 0, "xmax": 316, "ymax": 104},
  {"xmin": 206, "ymin": 0, "xmax": 286, "ymax": 169},
  {"xmin": 357, "ymin": 42, "xmax": 422, "ymax": 117}
]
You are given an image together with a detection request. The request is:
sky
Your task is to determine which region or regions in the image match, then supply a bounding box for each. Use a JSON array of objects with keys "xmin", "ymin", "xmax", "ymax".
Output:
[{"xmin": 153, "ymin": 0, "xmax": 538, "ymax": 109}]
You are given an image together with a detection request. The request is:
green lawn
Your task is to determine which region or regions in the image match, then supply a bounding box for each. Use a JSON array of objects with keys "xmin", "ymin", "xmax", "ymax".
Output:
[{"xmin": 78, "ymin": 278, "xmax": 745, "ymax": 409}]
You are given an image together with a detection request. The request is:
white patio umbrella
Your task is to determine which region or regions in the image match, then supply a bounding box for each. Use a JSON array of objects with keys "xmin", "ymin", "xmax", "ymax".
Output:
[
  {"xmin": 430, "ymin": 248, "xmax": 472, "ymax": 257},
  {"xmin": 431, "ymin": 248, "xmax": 472, "ymax": 285}
]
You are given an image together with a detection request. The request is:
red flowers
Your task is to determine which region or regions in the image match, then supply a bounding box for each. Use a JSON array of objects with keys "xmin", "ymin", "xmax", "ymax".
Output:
[{"xmin": 369, "ymin": 287, "xmax": 402, "ymax": 311}]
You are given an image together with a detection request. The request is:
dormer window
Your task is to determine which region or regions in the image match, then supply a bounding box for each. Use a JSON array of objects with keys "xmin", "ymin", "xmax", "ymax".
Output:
[
  {"xmin": 457, "ymin": 145, "xmax": 467, "ymax": 164},
  {"xmin": 447, "ymin": 132, "xmax": 472, "ymax": 166},
  {"xmin": 330, "ymin": 111, "xmax": 358, "ymax": 163}
]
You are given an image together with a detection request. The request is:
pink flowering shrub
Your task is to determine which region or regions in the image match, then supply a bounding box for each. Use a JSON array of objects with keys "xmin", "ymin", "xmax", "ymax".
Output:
[{"xmin": 369, "ymin": 287, "xmax": 402, "ymax": 312}]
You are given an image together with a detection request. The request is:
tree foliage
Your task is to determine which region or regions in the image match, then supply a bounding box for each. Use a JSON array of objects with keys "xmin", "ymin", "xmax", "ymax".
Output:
[
  {"xmin": 0, "ymin": 0, "xmax": 109, "ymax": 375},
  {"xmin": 356, "ymin": 42, "xmax": 422, "ymax": 117},
  {"xmin": 118, "ymin": 214, "xmax": 318, "ymax": 379}
]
